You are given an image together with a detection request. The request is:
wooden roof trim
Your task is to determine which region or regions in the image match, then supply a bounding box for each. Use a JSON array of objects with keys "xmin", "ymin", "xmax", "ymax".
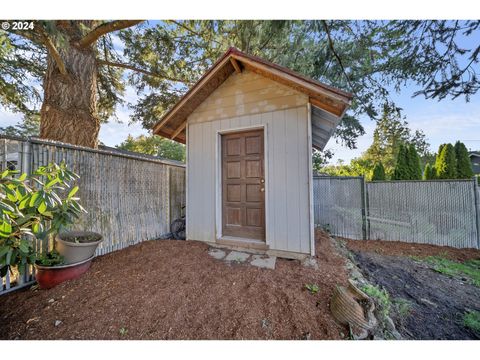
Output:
[
  {"xmin": 153, "ymin": 47, "xmax": 353, "ymax": 142},
  {"xmin": 231, "ymin": 54, "xmax": 351, "ymax": 106}
]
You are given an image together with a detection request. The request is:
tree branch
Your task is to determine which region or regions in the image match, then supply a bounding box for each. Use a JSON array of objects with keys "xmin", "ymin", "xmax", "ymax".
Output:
[
  {"xmin": 37, "ymin": 27, "xmax": 67, "ymax": 75},
  {"xmin": 96, "ymin": 59, "xmax": 188, "ymax": 83},
  {"xmin": 321, "ymin": 20, "xmax": 355, "ymax": 92},
  {"xmin": 78, "ymin": 20, "xmax": 143, "ymax": 48}
]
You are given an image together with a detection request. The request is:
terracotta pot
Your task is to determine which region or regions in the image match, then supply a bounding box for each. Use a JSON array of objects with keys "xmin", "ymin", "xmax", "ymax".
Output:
[
  {"xmin": 34, "ymin": 256, "xmax": 93, "ymax": 289},
  {"xmin": 56, "ymin": 231, "xmax": 103, "ymax": 264}
]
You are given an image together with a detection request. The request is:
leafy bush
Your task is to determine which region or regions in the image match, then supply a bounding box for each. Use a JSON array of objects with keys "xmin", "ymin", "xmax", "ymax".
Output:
[
  {"xmin": 36, "ymin": 250, "xmax": 64, "ymax": 266},
  {"xmin": 463, "ymin": 311, "xmax": 480, "ymax": 334},
  {"xmin": 371, "ymin": 162, "xmax": 386, "ymax": 181},
  {"xmin": 361, "ymin": 284, "xmax": 391, "ymax": 318},
  {"xmin": 0, "ymin": 162, "xmax": 86, "ymax": 276}
]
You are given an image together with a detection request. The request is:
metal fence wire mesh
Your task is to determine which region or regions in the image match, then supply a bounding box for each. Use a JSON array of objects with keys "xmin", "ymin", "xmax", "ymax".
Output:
[
  {"xmin": 314, "ymin": 176, "xmax": 480, "ymax": 249},
  {"xmin": 1, "ymin": 136, "xmax": 186, "ymax": 294}
]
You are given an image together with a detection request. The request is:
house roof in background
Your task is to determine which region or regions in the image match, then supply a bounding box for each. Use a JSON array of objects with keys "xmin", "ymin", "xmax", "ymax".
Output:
[{"xmin": 153, "ymin": 47, "xmax": 353, "ymax": 144}]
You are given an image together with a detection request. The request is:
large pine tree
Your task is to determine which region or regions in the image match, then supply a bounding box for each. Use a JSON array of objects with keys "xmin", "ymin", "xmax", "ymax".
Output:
[
  {"xmin": 454, "ymin": 141, "xmax": 474, "ymax": 179},
  {"xmin": 2, "ymin": 21, "xmax": 480, "ymax": 149}
]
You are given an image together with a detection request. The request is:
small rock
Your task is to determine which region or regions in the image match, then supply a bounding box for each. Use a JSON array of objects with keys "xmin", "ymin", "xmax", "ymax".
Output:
[
  {"xmin": 54, "ymin": 320, "xmax": 62, "ymax": 327},
  {"xmin": 301, "ymin": 257, "xmax": 319, "ymax": 270},
  {"xmin": 301, "ymin": 332, "xmax": 311, "ymax": 340},
  {"xmin": 61, "ymin": 296, "xmax": 66, "ymax": 299},
  {"xmin": 261, "ymin": 319, "xmax": 270, "ymax": 328},
  {"xmin": 250, "ymin": 255, "xmax": 276, "ymax": 269},
  {"xmin": 419, "ymin": 297, "xmax": 437, "ymax": 308},
  {"xmin": 225, "ymin": 251, "xmax": 250, "ymax": 262},
  {"xmin": 208, "ymin": 248, "xmax": 226, "ymax": 260},
  {"xmin": 48, "ymin": 298, "xmax": 55, "ymax": 303}
]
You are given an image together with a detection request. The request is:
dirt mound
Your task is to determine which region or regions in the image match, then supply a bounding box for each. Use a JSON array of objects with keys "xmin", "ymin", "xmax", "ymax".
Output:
[
  {"xmin": 0, "ymin": 231, "xmax": 349, "ymax": 340},
  {"xmin": 353, "ymin": 251, "xmax": 480, "ymax": 339}
]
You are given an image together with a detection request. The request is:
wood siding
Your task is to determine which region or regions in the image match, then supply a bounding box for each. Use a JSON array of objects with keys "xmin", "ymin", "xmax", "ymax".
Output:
[
  {"xmin": 189, "ymin": 70, "xmax": 308, "ymax": 124},
  {"xmin": 187, "ymin": 106, "xmax": 312, "ymax": 255}
]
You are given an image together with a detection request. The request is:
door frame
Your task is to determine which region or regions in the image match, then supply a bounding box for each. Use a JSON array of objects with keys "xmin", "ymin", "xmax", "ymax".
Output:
[{"xmin": 215, "ymin": 124, "xmax": 269, "ymax": 246}]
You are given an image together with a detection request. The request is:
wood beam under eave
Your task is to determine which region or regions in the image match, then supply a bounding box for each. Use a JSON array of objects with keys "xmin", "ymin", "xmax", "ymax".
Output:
[
  {"xmin": 309, "ymin": 97, "xmax": 344, "ymax": 117},
  {"xmin": 230, "ymin": 57, "xmax": 242, "ymax": 73},
  {"xmin": 170, "ymin": 121, "xmax": 187, "ymax": 140}
]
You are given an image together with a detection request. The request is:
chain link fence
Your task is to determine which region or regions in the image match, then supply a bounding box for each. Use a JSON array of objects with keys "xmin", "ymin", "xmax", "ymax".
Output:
[
  {"xmin": 314, "ymin": 176, "xmax": 480, "ymax": 249},
  {"xmin": 1, "ymin": 136, "xmax": 185, "ymax": 294}
]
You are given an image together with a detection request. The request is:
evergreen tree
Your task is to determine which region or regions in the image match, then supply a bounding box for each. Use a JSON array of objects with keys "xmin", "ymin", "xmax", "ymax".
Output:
[
  {"xmin": 371, "ymin": 162, "xmax": 386, "ymax": 181},
  {"xmin": 454, "ymin": 141, "xmax": 474, "ymax": 179},
  {"xmin": 393, "ymin": 144, "xmax": 409, "ymax": 180},
  {"xmin": 436, "ymin": 143, "xmax": 457, "ymax": 179},
  {"xmin": 407, "ymin": 144, "xmax": 422, "ymax": 180},
  {"xmin": 423, "ymin": 163, "xmax": 436, "ymax": 180}
]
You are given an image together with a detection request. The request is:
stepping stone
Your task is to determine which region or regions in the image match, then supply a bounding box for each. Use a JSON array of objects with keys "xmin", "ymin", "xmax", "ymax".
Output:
[
  {"xmin": 225, "ymin": 251, "xmax": 250, "ymax": 262},
  {"xmin": 250, "ymin": 255, "xmax": 276, "ymax": 270},
  {"xmin": 301, "ymin": 257, "xmax": 319, "ymax": 270},
  {"xmin": 208, "ymin": 248, "xmax": 226, "ymax": 260}
]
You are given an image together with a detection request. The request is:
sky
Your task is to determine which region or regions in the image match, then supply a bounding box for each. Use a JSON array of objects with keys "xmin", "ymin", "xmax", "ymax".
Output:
[{"xmin": 1, "ymin": 21, "xmax": 480, "ymax": 163}]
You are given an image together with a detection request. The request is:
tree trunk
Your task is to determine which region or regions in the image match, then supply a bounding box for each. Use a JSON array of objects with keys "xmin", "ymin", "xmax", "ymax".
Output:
[{"xmin": 40, "ymin": 44, "xmax": 99, "ymax": 148}]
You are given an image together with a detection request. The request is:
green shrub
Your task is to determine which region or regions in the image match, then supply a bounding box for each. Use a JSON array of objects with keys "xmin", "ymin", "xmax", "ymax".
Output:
[
  {"xmin": 454, "ymin": 141, "xmax": 474, "ymax": 179},
  {"xmin": 371, "ymin": 162, "xmax": 386, "ymax": 181},
  {"xmin": 0, "ymin": 162, "xmax": 86, "ymax": 276},
  {"xmin": 362, "ymin": 284, "xmax": 391, "ymax": 318},
  {"xmin": 463, "ymin": 311, "xmax": 480, "ymax": 334},
  {"xmin": 436, "ymin": 143, "xmax": 457, "ymax": 179},
  {"xmin": 407, "ymin": 144, "xmax": 422, "ymax": 180}
]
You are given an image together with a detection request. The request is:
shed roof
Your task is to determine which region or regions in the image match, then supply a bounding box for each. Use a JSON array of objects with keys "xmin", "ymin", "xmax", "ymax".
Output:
[{"xmin": 153, "ymin": 47, "xmax": 353, "ymax": 148}]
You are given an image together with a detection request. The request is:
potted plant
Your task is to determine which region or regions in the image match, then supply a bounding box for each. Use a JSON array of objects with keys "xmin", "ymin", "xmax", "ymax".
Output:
[
  {"xmin": 56, "ymin": 231, "xmax": 103, "ymax": 264},
  {"xmin": 0, "ymin": 162, "xmax": 99, "ymax": 289}
]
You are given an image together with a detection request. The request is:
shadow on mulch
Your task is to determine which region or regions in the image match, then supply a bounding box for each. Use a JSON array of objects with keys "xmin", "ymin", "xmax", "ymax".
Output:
[{"xmin": 0, "ymin": 231, "xmax": 349, "ymax": 340}]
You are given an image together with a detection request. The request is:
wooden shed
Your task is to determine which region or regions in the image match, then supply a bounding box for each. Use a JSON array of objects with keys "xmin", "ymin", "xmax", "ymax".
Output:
[{"xmin": 153, "ymin": 48, "xmax": 352, "ymax": 258}]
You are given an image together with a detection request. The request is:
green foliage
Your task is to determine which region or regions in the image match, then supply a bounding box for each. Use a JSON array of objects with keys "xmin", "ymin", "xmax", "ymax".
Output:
[
  {"xmin": 117, "ymin": 134, "xmax": 185, "ymax": 162},
  {"xmin": 371, "ymin": 162, "xmax": 386, "ymax": 181},
  {"xmin": 36, "ymin": 250, "xmax": 64, "ymax": 266},
  {"xmin": 463, "ymin": 311, "xmax": 480, "ymax": 334},
  {"xmin": 406, "ymin": 144, "xmax": 422, "ymax": 180},
  {"xmin": 364, "ymin": 104, "xmax": 430, "ymax": 178},
  {"xmin": 304, "ymin": 283, "xmax": 320, "ymax": 295},
  {"xmin": 454, "ymin": 141, "xmax": 474, "ymax": 179},
  {"xmin": 0, "ymin": 162, "xmax": 86, "ymax": 275},
  {"xmin": 423, "ymin": 256, "xmax": 480, "ymax": 287},
  {"xmin": 0, "ymin": 113, "xmax": 40, "ymax": 137},
  {"xmin": 361, "ymin": 284, "xmax": 391, "ymax": 318},
  {"xmin": 321, "ymin": 157, "xmax": 374, "ymax": 179},
  {"xmin": 119, "ymin": 327, "xmax": 128, "ymax": 336},
  {"xmin": 423, "ymin": 163, "xmax": 436, "ymax": 180},
  {"xmin": 392, "ymin": 144, "xmax": 409, "ymax": 180},
  {"xmin": 436, "ymin": 143, "xmax": 457, "ymax": 179}
]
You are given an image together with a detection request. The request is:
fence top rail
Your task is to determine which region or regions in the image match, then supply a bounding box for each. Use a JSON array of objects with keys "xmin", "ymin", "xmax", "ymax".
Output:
[
  {"xmin": 313, "ymin": 175, "xmax": 364, "ymax": 180},
  {"xmin": 0, "ymin": 135, "xmax": 186, "ymax": 169},
  {"xmin": 368, "ymin": 179, "xmax": 475, "ymax": 184}
]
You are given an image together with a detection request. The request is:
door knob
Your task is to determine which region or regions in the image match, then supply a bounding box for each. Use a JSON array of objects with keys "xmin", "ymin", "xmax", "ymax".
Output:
[{"xmin": 260, "ymin": 188, "xmax": 265, "ymax": 192}]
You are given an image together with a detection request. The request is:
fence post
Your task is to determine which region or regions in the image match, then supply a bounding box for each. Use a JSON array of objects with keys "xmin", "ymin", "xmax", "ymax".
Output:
[
  {"xmin": 474, "ymin": 177, "xmax": 480, "ymax": 249},
  {"xmin": 360, "ymin": 176, "xmax": 368, "ymax": 240}
]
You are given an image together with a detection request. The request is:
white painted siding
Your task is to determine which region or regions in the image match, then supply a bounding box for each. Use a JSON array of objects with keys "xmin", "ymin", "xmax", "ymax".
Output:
[{"xmin": 186, "ymin": 106, "xmax": 312, "ymax": 255}]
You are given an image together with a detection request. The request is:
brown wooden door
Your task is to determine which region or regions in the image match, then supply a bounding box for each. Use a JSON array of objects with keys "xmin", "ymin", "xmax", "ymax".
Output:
[{"xmin": 222, "ymin": 129, "xmax": 265, "ymax": 241}]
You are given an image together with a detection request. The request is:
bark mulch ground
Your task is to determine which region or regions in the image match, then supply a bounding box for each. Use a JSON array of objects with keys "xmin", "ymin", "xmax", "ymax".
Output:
[
  {"xmin": 0, "ymin": 230, "xmax": 348, "ymax": 340},
  {"xmin": 344, "ymin": 239, "xmax": 480, "ymax": 339},
  {"xmin": 345, "ymin": 239, "xmax": 480, "ymax": 262}
]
